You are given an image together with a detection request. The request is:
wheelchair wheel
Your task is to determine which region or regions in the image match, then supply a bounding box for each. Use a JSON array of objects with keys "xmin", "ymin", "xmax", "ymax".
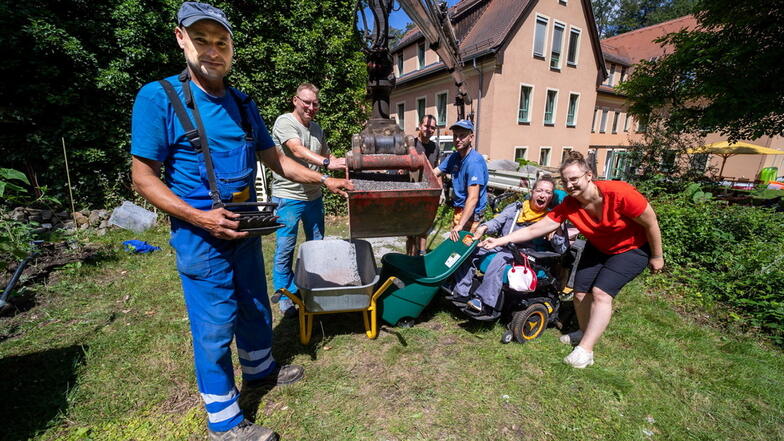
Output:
[
  {"xmin": 501, "ymin": 330, "xmax": 514, "ymax": 344},
  {"xmin": 511, "ymin": 304, "xmax": 549, "ymax": 343}
]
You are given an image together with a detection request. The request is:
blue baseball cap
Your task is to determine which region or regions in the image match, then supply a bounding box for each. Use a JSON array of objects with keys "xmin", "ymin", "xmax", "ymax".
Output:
[
  {"xmin": 450, "ymin": 119, "xmax": 474, "ymax": 132},
  {"xmin": 177, "ymin": 2, "xmax": 233, "ymax": 36}
]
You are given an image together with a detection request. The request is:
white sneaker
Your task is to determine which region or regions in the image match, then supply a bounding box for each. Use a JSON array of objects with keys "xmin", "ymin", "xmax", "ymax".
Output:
[
  {"xmin": 559, "ymin": 330, "xmax": 583, "ymax": 346},
  {"xmin": 564, "ymin": 345, "xmax": 594, "ymax": 368}
]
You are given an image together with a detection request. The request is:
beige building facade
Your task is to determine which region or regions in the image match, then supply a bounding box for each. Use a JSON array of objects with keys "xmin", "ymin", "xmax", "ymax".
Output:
[
  {"xmin": 392, "ymin": 3, "xmax": 783, "ymax": 181},
  {"xmin": 593, "ymin": 16, "xmax": 784, "ymax": 181},
  {"xmin": 391, "ymin": 0, "xmax": 606, "ymax": 168}
]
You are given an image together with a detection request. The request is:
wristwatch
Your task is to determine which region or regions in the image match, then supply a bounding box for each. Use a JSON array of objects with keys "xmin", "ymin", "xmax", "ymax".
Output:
[
  {"xmin": 322, "ymin": 157, "xmax": 330, "ymax": 169},
  {"xmin": 320, "ymin": 174, "xmax": 330, "ymax": 184}
]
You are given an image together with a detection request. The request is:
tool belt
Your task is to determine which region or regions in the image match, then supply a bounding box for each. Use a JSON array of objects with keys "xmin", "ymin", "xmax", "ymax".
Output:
[{"xmin": 158, "ymin": 70, "xmax": 281, "ymax": 236}]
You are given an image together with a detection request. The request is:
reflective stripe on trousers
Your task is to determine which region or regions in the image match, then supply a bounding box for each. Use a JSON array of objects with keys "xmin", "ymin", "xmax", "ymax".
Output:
[{"xmin": 171, "ymin": 218, "xmax": 277, "ymax": 432}]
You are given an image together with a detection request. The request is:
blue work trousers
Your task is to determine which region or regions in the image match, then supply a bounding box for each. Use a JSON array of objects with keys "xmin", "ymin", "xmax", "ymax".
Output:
[
  {"xmin": 171, "ymin": 219, "xmax": 277, "ymax": 432},
  {"xmin": 271, "ymin": 196, "xmax": 324, "ymax": 294}
]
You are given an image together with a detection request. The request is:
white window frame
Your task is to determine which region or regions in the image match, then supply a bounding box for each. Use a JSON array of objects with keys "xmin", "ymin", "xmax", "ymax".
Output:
[
  {"xmin": 416, "ymin": 96, "xmax": 427, "ymax": 125},
  {"xmin": 514, "ymin": 146, "xmax": 528, "ymax": 161},
  {"xmin": 417, "ymin": 42, "xmax": 425, "ymax": 69},
  {"xmin": 636, "ymin": 118, "xmax": 647, "ymax": 133},
  {"xmin": 543, "ymin": 88, "xmax": 558, "ymax": 125},
  {"xmin": 532, "ymin": 14, "xmax": 550, "ymax": 58},
  {"xmin": 550, "ymin": 20, "xmax": 566, "ymax": 70},
  {"xmin": 566, "ymin": 92, "xmax": 580, "ymax": 127},
  {"xmin": 435, "ymin": 90, "xmax": 448, "ymax": 127},
  {"xmin": 604, "ymin": 148, "xmax": 628, "ymax": 179},
  {"xmin": 538, "ymin": 146, "xmax": 552, "ymax": 166},
  {"xmin": 591, "ymin": 108, "xmax": 598, "ymax": 133},
  {"xmin": 599, "ymin": 109, "xmax": 608, "ymax": 133},
  {"xmin": 561, "ymin": 146, "xmax": 573, "ymax": 165},
  {"xmin": 397, "ymin": 54, "xmax": 404, "ymax": 76},
  {"xmin": 559, "ymin": 0, "xmax": 568, "ymax": 4},
  {"xmin": 623, "ymin": 113, "xmax": 631, "ymax": 132},
  {"xmin": 607, "ymin": 63, "xmax": 616, "ymax": 86},
  {"xmin": 612, "ymin": 111, "xmax": 620, "ymax": 133},
  {"xmin": 517, "ymin": 83, "xmax": 535, "ymax": 124},
  {"xmin": 567, "ymin": 26, "xmax": 581, "ymax": 67},
  {"xmin": 396, "ymin": 102, "xmax": 405, "ymax": 130}
]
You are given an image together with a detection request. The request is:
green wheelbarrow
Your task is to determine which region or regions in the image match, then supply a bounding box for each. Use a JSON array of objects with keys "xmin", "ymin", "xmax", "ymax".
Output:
[{"xmin": 378, "ymin": 230, "xmax": 478, "ymax": 326}]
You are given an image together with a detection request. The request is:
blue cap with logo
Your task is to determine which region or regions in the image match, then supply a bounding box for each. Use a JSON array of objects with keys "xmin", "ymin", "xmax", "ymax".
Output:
[
  {"xmin": 450, "ymin": 119, "xmax": 475, "ymax": 132},
  {"xmin": 177, "ymin": 2, "xmax": 233, "ymax": 36}
]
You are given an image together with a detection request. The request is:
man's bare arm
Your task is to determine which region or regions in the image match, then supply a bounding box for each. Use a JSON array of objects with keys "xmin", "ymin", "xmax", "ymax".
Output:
[
  {"xmin": 450, "ymin": 184, "xmax": 480, "ymax": 241},
  {"xmin": 257, "ymin": 148, "xmax": 353, "ymax": 197},
  {"xmin": 131, "ymin": 156, "xmax": 247, "ymax": 240}
]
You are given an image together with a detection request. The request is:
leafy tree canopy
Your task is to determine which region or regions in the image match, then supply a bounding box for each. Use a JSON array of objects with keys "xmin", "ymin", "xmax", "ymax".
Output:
[
  {"xmin": 0, "ymin": 0, "xmax": 367, "ymax": 208},
  {"xmin": 618, "ymin": 0, "xmax": 784, "ymax": 141},
  {"xmin": 592, "ymin": 0, "xmax": 697, "ymax": 38}
]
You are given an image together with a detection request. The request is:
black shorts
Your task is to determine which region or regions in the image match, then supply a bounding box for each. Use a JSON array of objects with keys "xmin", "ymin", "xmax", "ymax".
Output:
[{"xmin": 573, "ymin": 242, "xmax": 650, "ymax": 297}]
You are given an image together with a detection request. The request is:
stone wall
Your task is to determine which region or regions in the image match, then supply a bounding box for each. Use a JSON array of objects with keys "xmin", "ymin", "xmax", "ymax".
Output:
[{"xmin": 8, "ymin": 207, "xmax": 113, "ymax": 236}]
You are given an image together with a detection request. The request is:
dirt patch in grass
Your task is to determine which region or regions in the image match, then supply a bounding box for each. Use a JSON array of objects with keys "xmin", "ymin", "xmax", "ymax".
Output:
[
  {"xmin": 158, "ymin": 377, "xmax": 201, "ymax": 415},
  {"xmin": 1, "ymin": 241, "xmax": 109, "ymax": 316}
]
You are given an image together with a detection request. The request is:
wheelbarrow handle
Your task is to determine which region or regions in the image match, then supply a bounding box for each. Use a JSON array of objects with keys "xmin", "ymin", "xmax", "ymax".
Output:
[
  {"xmin": 391, "ymin": 278, "xmax": 406, "ymax": 290},
  {"xmin": 274, "ymin": 288, "xmax": 305, "ymax": 310}
]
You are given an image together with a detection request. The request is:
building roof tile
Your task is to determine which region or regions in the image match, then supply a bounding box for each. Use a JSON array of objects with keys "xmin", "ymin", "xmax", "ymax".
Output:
[
  {"xmin": 600, "ymin": 15, "xmax": 699, "ymax": 63},
  {"xmin": 391, "ymin": 0, "xmax": 530, "ymax": 58}
]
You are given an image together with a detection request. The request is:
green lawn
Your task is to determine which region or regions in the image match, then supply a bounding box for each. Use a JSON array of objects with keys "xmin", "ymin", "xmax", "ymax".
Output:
[{"xmin": 1, "ymin": 219, "xmax": 783, "ymax": 441}]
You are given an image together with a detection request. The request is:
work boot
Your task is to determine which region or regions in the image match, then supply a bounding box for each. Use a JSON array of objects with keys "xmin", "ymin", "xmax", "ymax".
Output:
[
  {"xmin": 207, "ymin": 420, "xmax": 278, "ymax": 441},
  {"xmin": 278, "ymin": 296, "xmax": 297, "ymax": 319},
  {"xmin": 245, "ymin": 364, "xmax": 304, "ymax": 389}
]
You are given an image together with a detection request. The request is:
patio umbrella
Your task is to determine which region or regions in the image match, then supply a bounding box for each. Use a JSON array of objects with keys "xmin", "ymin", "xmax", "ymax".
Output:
[{"xmin": 686, "ymin": 141, "xmax": 784, "ymax": 178}]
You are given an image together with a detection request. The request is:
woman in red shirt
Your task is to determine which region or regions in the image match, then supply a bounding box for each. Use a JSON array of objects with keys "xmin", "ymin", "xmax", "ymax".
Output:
[{"xmin": 480, "ymin": 152, "xmax": 664, "ymax": 368}]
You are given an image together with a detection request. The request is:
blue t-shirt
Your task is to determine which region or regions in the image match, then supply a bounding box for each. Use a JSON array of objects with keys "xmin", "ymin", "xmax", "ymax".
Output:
[
  {"xmin": 437, "ymin": 148, "xmax": 488, "ymax": 217},
  {"xmin": 131, "ymin": 75, "xmax": 274, "ymax": 199}
]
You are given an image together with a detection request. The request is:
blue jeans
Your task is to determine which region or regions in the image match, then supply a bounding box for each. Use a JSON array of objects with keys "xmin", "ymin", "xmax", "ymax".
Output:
[{"xmin": 272, "ymin": 196, "xmax": 325, "ymax": 294}]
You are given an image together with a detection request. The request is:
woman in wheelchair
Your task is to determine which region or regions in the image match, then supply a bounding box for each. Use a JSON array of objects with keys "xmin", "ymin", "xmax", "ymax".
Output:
[
  {"xmin": 480, "ymin": 151, "xmax": 664, "ymax": 368},
  {"xmin": 446, "ymin": 176, "xmax": 567, "ymax": 315}
]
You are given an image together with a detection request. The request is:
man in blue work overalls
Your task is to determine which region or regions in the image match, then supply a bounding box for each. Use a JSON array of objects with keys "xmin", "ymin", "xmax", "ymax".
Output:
[{"xmin": 130, "ymin": 3, "xmax": 352, "ymax": 440}]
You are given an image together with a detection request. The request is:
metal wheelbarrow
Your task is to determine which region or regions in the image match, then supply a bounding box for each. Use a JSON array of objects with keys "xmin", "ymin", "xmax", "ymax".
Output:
[{"xmin": 277, "ymin": 239, "xmax": 399, "ymax": 344}]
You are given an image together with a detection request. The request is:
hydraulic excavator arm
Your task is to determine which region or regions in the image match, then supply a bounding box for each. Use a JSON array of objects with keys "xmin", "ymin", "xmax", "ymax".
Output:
[
  {"xmin": 396, "ymin": 0, "xmax": 469, "ymax": 120},
  {"xmin": 357, "ymin": 0, "xmax": 470, "ymax": 121},
  {"xmin": 347, "ymin": 1, "xmax": 469, "ymax": 238}
]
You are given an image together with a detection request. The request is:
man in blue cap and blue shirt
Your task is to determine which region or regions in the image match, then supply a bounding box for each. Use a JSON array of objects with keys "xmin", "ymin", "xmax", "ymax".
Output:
[
  {"xmin": 433, "ymin": 119, "xmax": 488, "ymax": 241},
  {"xmin": 130, "ymin": 2, "xmax": 352, "ymax": 440}
]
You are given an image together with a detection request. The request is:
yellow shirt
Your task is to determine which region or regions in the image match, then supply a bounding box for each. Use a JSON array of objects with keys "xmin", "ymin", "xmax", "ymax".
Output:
[{"xmin": 516, "ymin": 200, "xmax": 548, "ymax": 224}]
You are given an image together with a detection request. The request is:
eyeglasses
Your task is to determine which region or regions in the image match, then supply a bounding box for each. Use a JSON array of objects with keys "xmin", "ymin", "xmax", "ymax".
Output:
[
  {"xmin": 561, "ymin": 172, "xmax": 588, "ymax": 185},
  {"xmin": 295, "ymin": 96, "xmax": 320, "ymax": 109}
]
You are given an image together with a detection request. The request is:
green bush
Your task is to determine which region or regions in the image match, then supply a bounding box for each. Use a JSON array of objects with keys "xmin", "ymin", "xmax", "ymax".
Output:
[
  {"xmin": 0, "ymin": 168, "xmax": 59, "ymax": 264},
  {"xmin": 652, "ymin": 191, "xmax": 784, "ymax": 344}
]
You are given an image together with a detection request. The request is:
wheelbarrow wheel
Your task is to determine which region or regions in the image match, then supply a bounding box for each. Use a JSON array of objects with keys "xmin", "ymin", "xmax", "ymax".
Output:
[
  {"xmin": 396, "ymin": 317, "xmax": 416, "ymax": 328},
  {"xmin": 511, "ymin": 304, "xmax": 549, "ymax": 343}
]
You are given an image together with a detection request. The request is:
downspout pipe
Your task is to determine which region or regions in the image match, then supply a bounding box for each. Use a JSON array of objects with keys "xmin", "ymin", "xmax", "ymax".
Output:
[{"xmin": 472, "ymin": 57, "xmax": 483, "ymax": 150}]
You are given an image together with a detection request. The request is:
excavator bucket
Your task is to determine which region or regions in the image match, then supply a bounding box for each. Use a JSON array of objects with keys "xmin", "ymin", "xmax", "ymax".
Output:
[{"xmin": 346, "ymin": 159, "xmax": 442, "ymax": 239}]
